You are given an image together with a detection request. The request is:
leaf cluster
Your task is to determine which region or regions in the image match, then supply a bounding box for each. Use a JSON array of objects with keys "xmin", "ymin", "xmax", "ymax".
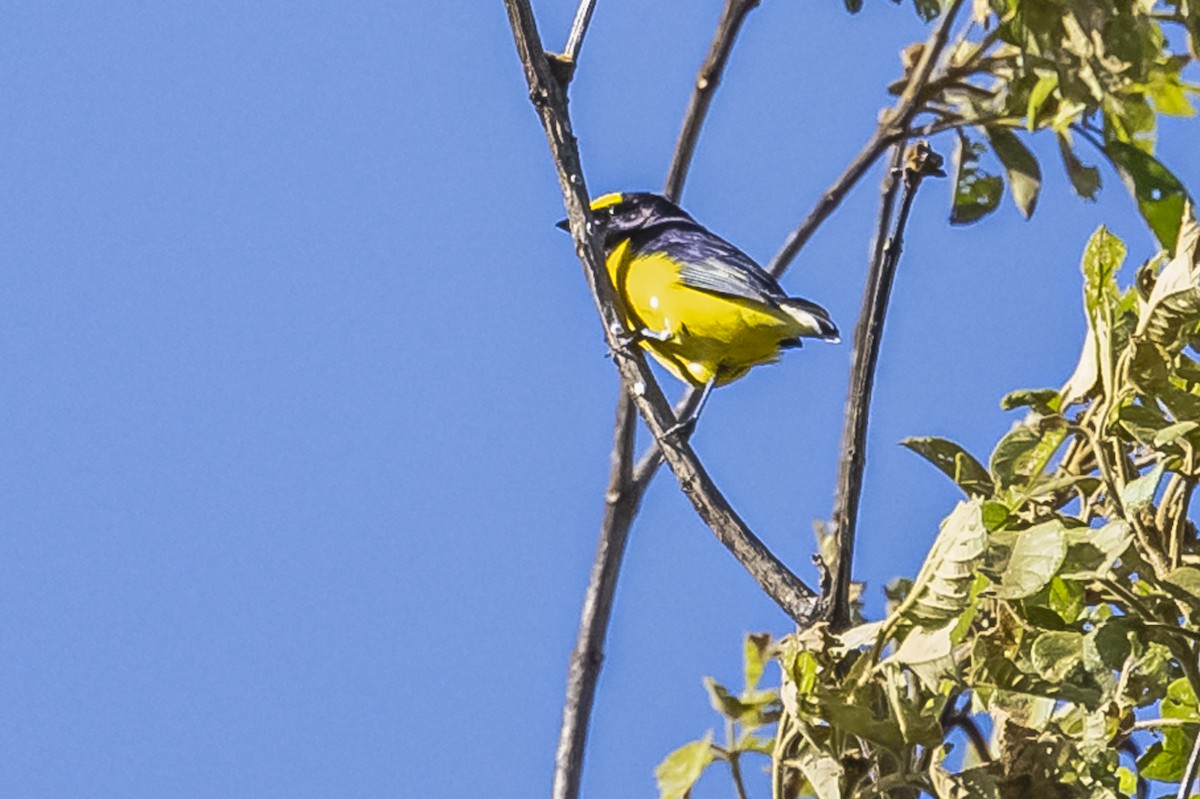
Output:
[
  {"xmin": 657, "ymin": 214, "xmax": 1200, "ymax": 798},
  {"xmin": 873, "ymin": 0, "xmax": 1198, "ymax": 246},
  {"xmin": 655, "ymin": 634, "xmax": 781, "ymax": 798}
]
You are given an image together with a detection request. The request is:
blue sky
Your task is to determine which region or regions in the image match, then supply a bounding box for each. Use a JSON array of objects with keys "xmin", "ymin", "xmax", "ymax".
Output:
[{"xmin": 1, "ymin": 2, "xmax": 1197, "ymax": 797}]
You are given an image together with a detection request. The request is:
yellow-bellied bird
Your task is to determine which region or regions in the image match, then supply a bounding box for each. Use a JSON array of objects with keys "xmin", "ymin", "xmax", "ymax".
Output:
[{"xmin": 559, "ymin": 192, "xmax": 838, "ymax": 429}]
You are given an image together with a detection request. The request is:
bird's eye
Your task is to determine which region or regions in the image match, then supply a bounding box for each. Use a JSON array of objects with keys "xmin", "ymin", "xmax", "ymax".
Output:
[{"xmin": 607, "ymin": 207, "xmax": 617, "ymax": 216}]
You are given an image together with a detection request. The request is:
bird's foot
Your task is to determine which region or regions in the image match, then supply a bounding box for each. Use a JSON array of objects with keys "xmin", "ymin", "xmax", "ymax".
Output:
[{"xmin": 662, "ymin": 414, "xmax": 697, "ymax": 442}]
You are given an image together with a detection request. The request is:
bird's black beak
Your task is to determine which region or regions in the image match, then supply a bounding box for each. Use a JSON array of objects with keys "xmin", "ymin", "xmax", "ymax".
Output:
[{"xmin": 555, "ymin": 218, "xmax": 570, "ymax": 232}]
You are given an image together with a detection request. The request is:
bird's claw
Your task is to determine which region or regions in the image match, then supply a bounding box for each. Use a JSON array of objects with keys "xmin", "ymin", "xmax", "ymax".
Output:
[
  {"xmin": 662, "ymin": 415, "xmax": 697, "ymax": 442},
  {"xmin": 607, "ymin": 326, "xmax": 670, "ymax": 358}
]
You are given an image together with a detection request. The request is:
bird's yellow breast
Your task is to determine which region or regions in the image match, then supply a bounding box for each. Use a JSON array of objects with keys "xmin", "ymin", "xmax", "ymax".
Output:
[{"xmin": 605, "ymin": 240, "xmax": 805, "ymax": 387}]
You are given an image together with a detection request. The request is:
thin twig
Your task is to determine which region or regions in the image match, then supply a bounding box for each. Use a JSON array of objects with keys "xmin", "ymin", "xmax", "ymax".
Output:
[
  {"xmin": 766, "ymin": 129, "xmax": 892, "ymax": 277},
  {"xmin": 945, "ymin": 711, "xmax": 993, "ymax": 763},
  {"xmin": 887, "ymin": 0, "xmax": 969, "ymax": 128},
  {"xmin": 903, "ymin": 112, "xmax": 1016, "ymax": 140},
  {"xmin": 827, "ymin": 144, "xmax": 903, "ymax": 628},
  {"xmin": 828, "ymin": 141, "xmax": 945, "ymax": 631},
  {"xmin": 664, "ymin": 0, "xmax": 761, "ymax": 200},
  {"xmin": 563, "ymin": 0, "xmax": 598, "ymax": 67},
  {"xmin": 816, "ymin": 0, "xmax": 966, "ymax": 630},
  {"xmin": 767, "ymin": 0, "xmax": 967, "ymax": 277},
  {"xmin": 730, "ymin": 753, "xmax": 750, "ymax": 799},
  {"xmin": 1131, "ymin": 717, "xmax": 1196, "ymax": 730}
]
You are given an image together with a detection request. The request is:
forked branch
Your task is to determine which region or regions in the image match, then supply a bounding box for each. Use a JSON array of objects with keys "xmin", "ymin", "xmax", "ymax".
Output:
[{"xmin": 502, "ymin": 0, "xmax": 820, "ymax": 617}]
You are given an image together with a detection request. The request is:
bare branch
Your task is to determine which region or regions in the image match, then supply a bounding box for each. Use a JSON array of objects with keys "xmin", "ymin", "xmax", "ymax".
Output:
[
  {"xmin": 944, "ymin": 710, "xmax": 994, "ymax": 764},
  {"xmin": 828, "ymin": 141, "xmax": 945, "ymax": 631},
  {"xmin": 548, "ymin": 3, "xmax": 763, "ymax": 795},
  {"xmin": 886, "ymin": 0, "xmax": 968, "ymax": 130},
  {"xmin": 767, "ymin": 0, "xmax": 967, "ymax": 277},
  {"xmin": 664, "ymin": 0, "xmax": 761, "ymax": 201},
  {"xmin": 552, "ymin": 397, "xmax": 637, "ymax": 799},
  {"xmin": 505, "ymin": 0, "xmax": 821, "ymax": 778},
  {"xmin": 766, "ymin": 129, "xmax": 893, "ymax": 277}
]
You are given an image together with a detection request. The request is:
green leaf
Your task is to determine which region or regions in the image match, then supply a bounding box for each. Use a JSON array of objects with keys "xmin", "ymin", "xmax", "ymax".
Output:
[
  {"xmin": 888, "ymin": 618, "xmax": 957, "ymax": 675},
  {"xmin": 1121, "ymin": 460, "xmax": 1165, "ymax": 511},
  {"xmin": 883, "ymin": 665, "xmax": 946, "ymax": 744},
  {"xmin": 912, "ymin": 0, "xmax": 940, "ymax": 21},
  {"xmin": 734, "ymin": 688, "xmax": 779, "ymax": 729},
  {"xmin": 981, "ymin": 500, "xmax": 1010, "ymax": 531},
  {"xmin": 1104, "ymin": 139, "xmax": 1189, "ymax": 250},
  {"xmin": 655, "ymin": 732, "xmax": 714, "ymax": 799},
  {"xmin": 1155, "ymin": 421, "xmax": 1200, "ymax": 447},
  {"xmin": 787, "ymin": 650, "xmax": 819, "ymax": 697},
  {"xmin": 1056, "ymin": 133, "xmax": 1101, "ymax": 200},
  {"xmin": 900, "ymin": 437, "xmax": 995, "ymax": 497},
  {"xmin": 1139, "ymin": 727, "xmax": 1192, "ymax": 781},
  {"xmin": 1000, "ymin": 388, "xmax": 1062, "ymax": 414},
  {"xmin": 817, "ymin": 690, "xmax": 906, "ymax": 752},
  {"xmin": 1139, "ymin": 288, "xmax": 1200, "ymax": 356},
  {"xmin": 987, "ymin": 126, "xmax": 1041, "ymax": 219},
  {"xmin": 899, "ymin": 499, "xmax": 989, "ymax": 623},
  {"xmin": 1106, "ymin": 93, "xmax": 1157, "ymax": 151},
  {"xmin": 951, "ymin": 132, "xmax": 1004, "ymax": 225},
  {"xmin": 1060, "ymin": 520, "xmax": 1133, "ymax": 579},
  {"xmin": 1026, "ymin": 74, "xmax": 1058, "ymax": 131},
  {"xmin": 1135, "ymin": 209, "xmax": 1200, "ymax": 357},
  {"xmin": 1024, "ymin": 472, "xmax": 1101, "ymax": 504},
  {"xmin": 737, "ymin": 733, "xmax": 774, "ymax": 755},
  {"xmin": 1124, "ymin": 641, "xmax": 1175, "ymax": 705},
  {"xmin": 1048, "ymin": 576, "xmax": 1085, "ymax": 622},
  {"xmin": 994, "ymin": 520, "xmax": 1067, "ymax": 599},
  {"xmin": 1084, "ymin": 616, "xmax": 1132, "ymax": 673},
  {"xmin": 1081, "ymin": 225, "xmax": 1126, "ymax": 320},
  {"xmin": 1128, "ymin": 341, "xmax": 1200, "ymax": 423},
  {"xmin": 843, "ymin": 0, "xmax": 863, "ymax": 12},
  {"xmin": 1164, "ymin": 566, "xmax": 1200, "ymax": 612},
  {"xmin": 1164, "ymin": 677, "xmax": 1200, "ymax": 722},
  {"xmin": 1145, "ymin": 69, "xmax": 1196, "ymax": 118},
  {"xmin": 1157, "ymin": 298, "xmax": 1200, "ymax": 354},
  {"xmin": 792, "ymin": 746, "xmax": 843, "ymax": 799},
  {"xmin": 1060, "ymin": 325, "xmax": 1099, "ymax": 407},
  {"xmin": 989, "ymin": 417, "xmax": 1068, "ymax": 490},
  {"xmin": 704, "ymin": 677, "xmax": 748, "ymax": 721},
  {"xmin": 1116, "ymin": 766, "xmax": 1137, "ymax": 797},
  {"xmin": 743, "ymin": 633, "xmax": 769, "ymax": 692},
  {"xmin": 1030, "ymin": 630, "xmax": 1085, "ymax": 682},
  {"xmin": 1118, "ymin": 402, "xmax": 1173, "ymax": 445}
]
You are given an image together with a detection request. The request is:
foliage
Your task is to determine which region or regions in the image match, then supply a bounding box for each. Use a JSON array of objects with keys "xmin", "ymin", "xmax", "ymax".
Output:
[
  {"xmin": 655, "ymin": 634, "xmax": 780, "ymax": 798},
  {"xmin": 658, "ymin": 214, "xmax": 1200, "ymax": 797},
  {"xmin": 647, "ymin": 0, "xmax": 1200, "ymax": 789},
  {"xmin": 513, "ymin": 0, "xmax": 1200, "ymax": 793},
  {"xmin": 873, "ymin": 0, "xmax": 1199, "ymax": 246}
]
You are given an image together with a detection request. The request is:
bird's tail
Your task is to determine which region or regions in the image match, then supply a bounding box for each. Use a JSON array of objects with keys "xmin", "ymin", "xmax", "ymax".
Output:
[{"xmin": 779, "ymin": 297, "xmax": 839, "ymax": 343}]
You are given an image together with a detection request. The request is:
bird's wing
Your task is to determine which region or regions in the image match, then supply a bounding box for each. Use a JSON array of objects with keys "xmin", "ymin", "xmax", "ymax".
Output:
[{"xmin": 645, "ymin": 227, "xmax": 788, "ymax": 306}]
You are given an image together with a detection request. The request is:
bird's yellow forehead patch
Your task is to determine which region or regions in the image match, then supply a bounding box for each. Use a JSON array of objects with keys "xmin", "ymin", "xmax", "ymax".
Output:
[{"xmin": 590, "ymin": 192, "xmax": 624, "ymax": 211}]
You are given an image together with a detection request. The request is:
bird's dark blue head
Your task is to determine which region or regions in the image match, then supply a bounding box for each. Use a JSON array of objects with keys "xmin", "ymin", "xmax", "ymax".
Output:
[{"xmin": 556, "ymin": 192, "xmax": 697, "ymax": 250}]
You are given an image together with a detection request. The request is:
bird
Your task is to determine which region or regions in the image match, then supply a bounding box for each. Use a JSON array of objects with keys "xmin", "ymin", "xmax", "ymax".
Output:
[{"xmin": 557, "ymin": 191, "xmax": 838, "ymax": 432}]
